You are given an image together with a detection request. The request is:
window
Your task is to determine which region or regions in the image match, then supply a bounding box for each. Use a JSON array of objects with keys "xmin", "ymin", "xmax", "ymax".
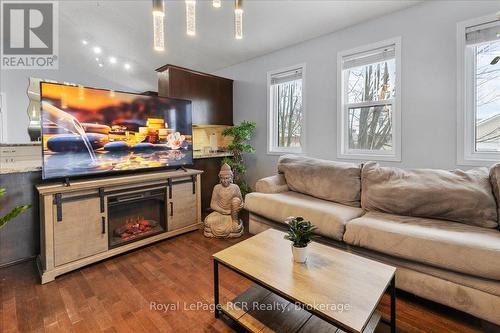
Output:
[
  {"xmin": 458, "ymin": 14, "xmax": 500, "ymax": 164},
  {"xmin": 267, "ymin": 65, "xmax": 305, "ymax": 154},
  {"xmin": 337, "ymin": 38, "xmax": 401, "ymax": 161}
]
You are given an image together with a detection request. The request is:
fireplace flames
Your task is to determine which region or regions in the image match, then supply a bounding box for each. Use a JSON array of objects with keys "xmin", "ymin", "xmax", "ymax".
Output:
[{"xmin": 113, "ymin": 217, "xmax": 160, "ymax": 241}]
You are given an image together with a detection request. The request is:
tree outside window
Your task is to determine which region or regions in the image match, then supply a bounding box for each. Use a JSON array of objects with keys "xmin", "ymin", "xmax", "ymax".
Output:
[
  {"xmin": 276, "ymin": 79, "xmax": 303, "ymax": 148},
  {"xmin": 339, "ymin": 40, "xmax": 400, "ymax": 160},
  {"xmin": 346, "ymin": 60, "xmax": 395, "ymax": 151},
  {"xmin": 268, "ymin": 66, "xmax": 305, "ymax": 153},
  {"xmin": 474, "ymin": 40, "xmax": 500, "ymax": 152}
]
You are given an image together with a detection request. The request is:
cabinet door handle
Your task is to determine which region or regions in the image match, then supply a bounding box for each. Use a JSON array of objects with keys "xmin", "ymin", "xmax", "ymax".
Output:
[
  {"xmin": 101, "ymin": 217, "xmax": 106, "ymax": 234},
  {"xmin": 170, "ymin": 202, "xmax": 174, "ymax": 217},
  {"xmin": 54, "ymin": 193, "xmax": 63, "ymax": 222}
]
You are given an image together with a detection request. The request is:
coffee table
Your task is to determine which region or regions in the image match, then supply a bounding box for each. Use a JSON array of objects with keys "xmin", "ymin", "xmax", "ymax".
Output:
[{"xmin": 213, "ymin": 229, "xmax": 396, "ymax": 333}]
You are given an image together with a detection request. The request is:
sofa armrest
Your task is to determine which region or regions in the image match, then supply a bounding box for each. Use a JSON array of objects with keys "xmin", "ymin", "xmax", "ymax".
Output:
[{"xmin": 255, "ymin": 174, "xmax": 289, "ymax": 193}]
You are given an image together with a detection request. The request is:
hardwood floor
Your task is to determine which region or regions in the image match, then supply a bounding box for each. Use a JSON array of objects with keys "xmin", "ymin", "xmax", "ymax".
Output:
[{"xmin": 0, "ymin": 230, "xmax": 486, "ymax": 333}]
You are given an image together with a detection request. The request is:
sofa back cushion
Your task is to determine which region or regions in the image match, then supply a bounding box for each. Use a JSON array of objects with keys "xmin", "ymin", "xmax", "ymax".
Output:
[
  {"xmin": 488, "ymin": 163, "xmax": 500, "ymax": 229},
  {"xmin": 277, "ymin": 155, "xmax": 361, "ymax": 207},
  {"xmin": 361, "ymin": 162, "xmax": 498, "ymax": 228}
]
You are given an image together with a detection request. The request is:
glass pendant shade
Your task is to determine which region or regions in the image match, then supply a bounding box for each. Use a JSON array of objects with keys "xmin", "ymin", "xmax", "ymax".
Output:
[
  {"xmin": 152, "ymin": 0, "xmax": 165, "ymax": 51},
  {"xmin": 234, "ymin": 0, "xmax": 243, "ymax": 39},
  {"xmin": 186, "ymin": 0, "xmax": 196, "ymax": 36}
]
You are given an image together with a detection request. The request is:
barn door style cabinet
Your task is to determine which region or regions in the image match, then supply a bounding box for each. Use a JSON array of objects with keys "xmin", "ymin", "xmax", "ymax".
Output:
[{"xmin": 37, "ymin": 169, "xmax": 202, "ymax": 284}]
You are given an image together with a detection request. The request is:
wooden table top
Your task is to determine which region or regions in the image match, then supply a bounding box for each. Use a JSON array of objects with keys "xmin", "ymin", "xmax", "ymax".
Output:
[{"xmin": 213, "ymin": 229, "xmax": 396, "ymax": 333}]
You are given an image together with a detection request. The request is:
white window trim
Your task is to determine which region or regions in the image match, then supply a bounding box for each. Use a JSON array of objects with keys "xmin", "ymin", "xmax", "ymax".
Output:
[
  {"xmin": 457, "ymin": 14, "xmax": 500, "ymax": 166},
  {"xmin": 266, "ymin": 63, "xmax": 306, "ymax": 155},
  {"xmin": 336, "ymin": 37, "xmax": 402, "ymax": 162}
]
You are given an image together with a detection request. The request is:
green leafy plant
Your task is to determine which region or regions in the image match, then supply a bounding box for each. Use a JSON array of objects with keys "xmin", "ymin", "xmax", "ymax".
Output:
[
  {"xmin": 0, "ymin": 188, "xmax": 31, "ymax": 229},
  {"xmin": 284, "ymin": 216, "xmax": 317, "ymax": 248},
  {"xmin": 221, "ymin": 120, "xmax": 256, "ymax": 196}
]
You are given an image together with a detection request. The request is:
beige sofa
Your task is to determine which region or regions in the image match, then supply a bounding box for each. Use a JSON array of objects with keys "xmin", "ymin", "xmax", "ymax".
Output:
[{"xmin": 244, "ymin": 155, "xmax": 500, "ymax": 326}]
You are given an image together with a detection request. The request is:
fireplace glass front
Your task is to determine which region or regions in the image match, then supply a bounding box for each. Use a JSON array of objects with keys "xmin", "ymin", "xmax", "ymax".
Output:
[{"xmin": 107, "ymin": 187, "xmax": 166, "ymax": 248}]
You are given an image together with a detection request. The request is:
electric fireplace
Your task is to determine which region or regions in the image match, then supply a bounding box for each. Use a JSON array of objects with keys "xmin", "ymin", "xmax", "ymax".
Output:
[{"xmin": 107, "ymin": 186, "xmax": 166, "ymax": 248}]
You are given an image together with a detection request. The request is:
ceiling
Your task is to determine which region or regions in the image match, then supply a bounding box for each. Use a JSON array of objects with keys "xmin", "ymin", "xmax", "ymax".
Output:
[{"xmin": 59, "ymin": 0, "xmax": 420, "ymax": 92}]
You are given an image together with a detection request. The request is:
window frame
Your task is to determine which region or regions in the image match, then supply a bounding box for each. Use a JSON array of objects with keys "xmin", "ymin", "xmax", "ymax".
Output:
[
  {"xmin": 266, "ymin": 63, "xmax": 306, "ymax": 155},
  {"xmin": 457, "ymin": 14, "xmax": 500, "ymax": 165},
  {"xmin": 337, "ymin": 37, "xmax": 402, "ymax": 161}
]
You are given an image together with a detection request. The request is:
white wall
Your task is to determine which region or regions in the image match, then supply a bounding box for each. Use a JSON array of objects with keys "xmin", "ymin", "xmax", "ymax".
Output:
[
  {"xmin": 0, "ymin": 1, "xmax": 157, "ymax": 144},
  {"xmin": 216, "ymin": 1, "xmax": 500, "ymax": 187},
  {"xmin": 0, "ymin": 67, "xmax": 141, "ymax": 143}
]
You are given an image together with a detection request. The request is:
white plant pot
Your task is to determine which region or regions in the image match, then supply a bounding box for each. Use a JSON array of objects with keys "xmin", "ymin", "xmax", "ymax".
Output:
[{"xmin": 291, "ymin": 245, "xmax": 308, "ymax": 263}]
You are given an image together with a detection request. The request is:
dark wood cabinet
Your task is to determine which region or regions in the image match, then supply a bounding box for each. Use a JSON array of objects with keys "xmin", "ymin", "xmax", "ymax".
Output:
[
  {"xmin": 156, "ymin": 64, "xmax": 234, "ymax": 213},
  {"xmin": 156, "ymin": 64, "xmax": 233, "ymax": 125},
  {"xmin": 192, "ymin": 156, "xmax": 227, "ymax": 216}
]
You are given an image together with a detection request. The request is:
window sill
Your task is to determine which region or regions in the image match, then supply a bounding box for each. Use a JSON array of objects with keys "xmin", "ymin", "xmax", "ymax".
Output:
[
  {"xmin": 458, "ymin": 155, "xmax": 499, "ymax": 167},
  {"xmin": 267, "ymin": 148, "xmax": 305, "ymax": 156},
  {"xmin": 337, "ymin": 152, "xmax": 401, "ymax": 162}
]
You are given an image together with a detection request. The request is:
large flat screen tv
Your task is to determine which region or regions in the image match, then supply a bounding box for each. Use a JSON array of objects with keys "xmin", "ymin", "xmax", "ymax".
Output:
[{"xmin": 40, "ymin": 82, "xmax": 193, "ymax": 180}]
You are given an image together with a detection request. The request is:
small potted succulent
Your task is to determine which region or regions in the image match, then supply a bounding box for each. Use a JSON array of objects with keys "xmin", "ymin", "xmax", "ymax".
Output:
[{"xmin": 284, "ymin": 216, "xmax": 317, "ymax": 263}]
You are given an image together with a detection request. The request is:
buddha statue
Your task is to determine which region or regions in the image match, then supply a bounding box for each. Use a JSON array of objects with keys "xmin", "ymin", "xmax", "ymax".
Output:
[{"xmin": 203, "ymin": 163, "xmax": 244, "ymax": 238}]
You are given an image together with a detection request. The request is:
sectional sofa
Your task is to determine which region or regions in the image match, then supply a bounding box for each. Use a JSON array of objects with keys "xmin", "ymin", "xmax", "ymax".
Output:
[{"xmin": 244, "ymin": 155, "xmax": 500, "ymax": 326}]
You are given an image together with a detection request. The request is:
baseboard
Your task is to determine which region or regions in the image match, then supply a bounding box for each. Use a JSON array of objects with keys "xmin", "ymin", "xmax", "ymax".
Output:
[{"xmin": 0, "ymin": 255, "xmax": 36, "ymax": 269}]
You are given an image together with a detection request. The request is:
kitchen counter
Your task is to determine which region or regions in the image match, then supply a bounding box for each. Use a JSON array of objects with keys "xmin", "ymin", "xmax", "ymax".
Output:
[
  {"xmin": 1, "ymin": 143, "xmax": 42, "ymax": 174},
  {"xmin": 0, "ymin": 142, "xmax": 42, "ymax": 147},
  {"xmin": 193, "ymin": 151, "xmax": 232, "ymax": 159},
  {"xmin": 1, "ymin": 162, "xmax": 42, "ymax": 175}
]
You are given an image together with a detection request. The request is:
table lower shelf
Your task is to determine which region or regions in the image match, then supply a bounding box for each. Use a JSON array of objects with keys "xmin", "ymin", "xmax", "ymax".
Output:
[{"xmin": 219, "ymin": 285, "xmax": 383, "ymax": 333}]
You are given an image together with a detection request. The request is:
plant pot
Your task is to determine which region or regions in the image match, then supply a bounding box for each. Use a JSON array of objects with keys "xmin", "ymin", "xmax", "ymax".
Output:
[{"xmin": 291, "ymin": 245, "xmax": 308, "ymax": 263}]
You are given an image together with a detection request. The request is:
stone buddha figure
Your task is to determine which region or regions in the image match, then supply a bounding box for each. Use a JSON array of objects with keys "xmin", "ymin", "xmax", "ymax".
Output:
[{"xmin": 203, "ymin": 163, "xmax": 244, "ymax": 238}]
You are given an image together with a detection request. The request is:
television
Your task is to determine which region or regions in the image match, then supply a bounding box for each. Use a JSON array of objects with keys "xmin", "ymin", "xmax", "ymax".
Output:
[{"xmin": 40, "ymin": 82, "xmax": 193, "ymax": 180}]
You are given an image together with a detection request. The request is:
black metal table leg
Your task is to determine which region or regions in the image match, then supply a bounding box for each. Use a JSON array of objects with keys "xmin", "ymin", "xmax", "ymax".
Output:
[
  {"xmin": 214, "ymin": 260, "xmax": 220, "ymax": 319},
  {"xmin": 390, "ymin": 276, "xmax": 396, "ymax": 333}
]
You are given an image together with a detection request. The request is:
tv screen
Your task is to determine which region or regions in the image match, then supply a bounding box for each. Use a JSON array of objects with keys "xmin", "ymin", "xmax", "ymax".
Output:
[{"xmin": 40, "ymin": 82, "xmax": 193, "ymax": 180}]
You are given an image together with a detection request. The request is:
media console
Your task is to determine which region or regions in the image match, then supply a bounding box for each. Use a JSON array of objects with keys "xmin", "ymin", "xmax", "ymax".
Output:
[{"xmin": 36, "ymin": 169, "xmax": 203, "ymax": 284}]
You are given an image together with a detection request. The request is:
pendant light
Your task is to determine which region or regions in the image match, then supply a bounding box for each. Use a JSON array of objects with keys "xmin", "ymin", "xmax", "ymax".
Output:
[
  {"xmin": 152, "ymin": 0, "xmax": 165, "ymax": 51},
  {"xmin": 234, "ymin": 0, "xmax": 243, "ymax": 40},
  {"xmin": 186, "ymin": 0, "xmax": 196, "ymax": 36}
]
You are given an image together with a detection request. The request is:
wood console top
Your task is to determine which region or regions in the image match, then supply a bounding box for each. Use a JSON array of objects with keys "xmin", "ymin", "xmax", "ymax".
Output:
[{"xmin": 36, "ymin": 168, "xmax": 203, "ymax": 195}]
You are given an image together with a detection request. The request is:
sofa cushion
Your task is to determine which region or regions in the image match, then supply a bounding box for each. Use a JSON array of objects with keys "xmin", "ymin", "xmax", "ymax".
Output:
[
  {"xmin": 277, "ymin": 155, "xmax": 361, "ymax": 207},
  {"xmin": 361, "ymin": 162, "xmax": 498, "ymax": 228},
  {"xmin": 245, "ymin": 191, "xmax": 364, "ymax": 241},
  {"xmin": 255, "ymin": 174, "xmax": 289, "ymax": 193},
  {"xmin": 489, "ymin": 163, "xmax": 500, "ymax": 230},
  {"xmin": 344, "ymin": 212, "xmax": 500, "ymax": 280}
]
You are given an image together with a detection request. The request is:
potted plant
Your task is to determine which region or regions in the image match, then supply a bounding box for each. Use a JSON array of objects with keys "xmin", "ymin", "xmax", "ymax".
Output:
[
  {"xmin": 221, "ymin": 120, "xmax": 256, "ymax": 197},
  {"xmin": 0, "ymin": 188, "xmax": 31, "ymax": 230},
  {"xmin": 284, "ymin": 216, "xmax": 317, "ymax": 263}
]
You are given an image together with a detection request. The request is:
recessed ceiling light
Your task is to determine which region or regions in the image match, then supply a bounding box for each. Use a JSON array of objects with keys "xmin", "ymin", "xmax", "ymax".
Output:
[
  {"xmin": 98, "ymin": 63, "xmax": 104, "ymax": 68},
  {"xmin": 82, "ymin": 40, "xmax": 88, "ymax": 45},
  {"xmin": 124, "ymin": 63, "xmax": 131, "ymax": 70},
  {"xmin": 109, "ymin": 57, "xmax": 117, "ymax": 64},
  {"xmin": 95, "ymin": 57, "xmax": 100, "ymax": 62},
  {"xmin": 93, "ymin": 46, "xmax": 102, "ymax": 54}
]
